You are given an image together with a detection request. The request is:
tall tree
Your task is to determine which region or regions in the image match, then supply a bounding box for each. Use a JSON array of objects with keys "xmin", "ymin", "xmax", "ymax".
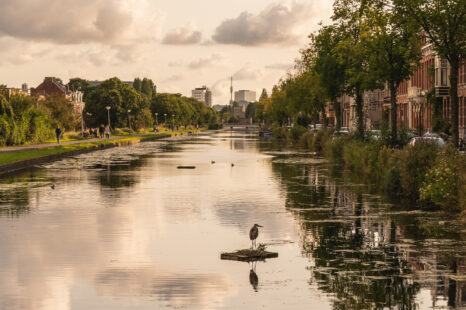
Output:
[
  {"xmin": 365, "ymin": 1, "xmax": 421, "ymax": 145},
  {"xmin": 304, "ymin": 25, "xmax": 346, "ymax": 130},
  {"xmin": 394, "ymin": 0, "xmax": 466, "ymax": 146},
  {"xmin": 259, "ymin": 88, "xmax": 268, "ymax": 101},
  {"xmin": 133, "ymin": 78, "xmax": 142, "ymax": 92},
  {"xmin": 333, "ymin": 0, "xmax": 378, "ymax": 139}
]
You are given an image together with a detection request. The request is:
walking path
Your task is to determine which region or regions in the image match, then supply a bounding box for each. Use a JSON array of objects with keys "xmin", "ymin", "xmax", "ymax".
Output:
[{"xmin": 0, "ymin": 136, "xmax": 128, "ymax": 153}]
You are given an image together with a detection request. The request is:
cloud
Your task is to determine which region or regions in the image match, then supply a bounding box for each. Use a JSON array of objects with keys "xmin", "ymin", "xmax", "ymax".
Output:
[
  {"xmin": 168, "ymin": 54, "xmax": 226, "ymax": 70},
  {"xmin": 0, "ymin": 0, "xmax": 161, "ymax": 46},
  {"xmin": 233, "ymin": 65, "xmax": 264, "ymax": 80},
  {"xmin": 188, "ymin": 54, "xmax": 225, "ymax": 69},
  {"xmin": 212, "ymin": 1, "xmax": 317, "ymax": 46},
  {"xmin": 265, "ymin": 63, "xmax": 294, "ymax": 70},
  {"xmin": 162, "ymin": 23, "xmax": 202, "ymax": 45}
]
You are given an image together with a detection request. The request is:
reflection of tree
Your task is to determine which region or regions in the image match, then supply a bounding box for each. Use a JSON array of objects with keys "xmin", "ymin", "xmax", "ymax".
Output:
[{"xmin": 271, "ymin": 160, "xmax": 421, "ymax": 309}]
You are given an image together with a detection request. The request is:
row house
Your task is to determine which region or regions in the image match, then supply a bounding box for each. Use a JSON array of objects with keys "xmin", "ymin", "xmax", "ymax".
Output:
[
  {"xmin": 31, "ymin": 77, "xmax": 84, "ymax": 115},
  {"xmin": 327, "ymin": 39, "xmax": 466, "ymax": 139}
]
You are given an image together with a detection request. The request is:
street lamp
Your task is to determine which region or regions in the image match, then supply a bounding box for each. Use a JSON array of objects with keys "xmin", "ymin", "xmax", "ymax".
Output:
[
  {"xmin": 106, "ymin": 106, "xmax": 111, "ymax": 128},
  {"xmin": 127, "ymin": 109, "xmax": 131, "ymax": 129},
  {"xmin": 155, "ymin": 112, "xmax": 158, "ymax": 125},
  {"xmin": 172, "ymin": 114, "xmax": 175, "ymax": 131},
  {"xmin": 164, "ymin": 113, "xmax": 167, "ymax": 125},
  {"xmin": 412, "ymin": 101, "xmax": 421, "ymax": 135}
]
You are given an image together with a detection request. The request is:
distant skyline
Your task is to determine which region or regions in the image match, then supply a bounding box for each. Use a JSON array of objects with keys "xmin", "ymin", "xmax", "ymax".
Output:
[{"xmin": 0, "ymin": 0, "xmax": 332, "ymax": 105}]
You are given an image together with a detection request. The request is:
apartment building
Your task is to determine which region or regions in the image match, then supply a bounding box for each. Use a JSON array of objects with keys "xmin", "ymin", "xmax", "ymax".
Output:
[{"xmin": 191, "ymin": 86, "xmax": 212, "ymax": 106}]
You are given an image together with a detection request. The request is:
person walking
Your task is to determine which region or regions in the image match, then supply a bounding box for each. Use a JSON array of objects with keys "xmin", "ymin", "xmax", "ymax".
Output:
[
  {"xmin": 99, "ymin": 124, "xmax": 104, "ymax": 138},
  {"xmin": 105, "ymin": 125, "xmax": 111, "ymax": 139},
  {"xmin": 55, "ymin": 126, "xmax": 62, "ymax": 144}
]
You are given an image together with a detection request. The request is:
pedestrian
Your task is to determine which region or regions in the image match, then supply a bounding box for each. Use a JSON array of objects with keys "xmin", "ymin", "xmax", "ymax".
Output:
[
  {"xmin": 105, "ymin": 125, "xmax": 110, "ymax": 139},
  {"xmin": 99, "ymin": 125, "xmax": 104, "ymax": 138},
  {"xmin": 55, "ymin": 126, "xmax": 62, "ymax": 143}
]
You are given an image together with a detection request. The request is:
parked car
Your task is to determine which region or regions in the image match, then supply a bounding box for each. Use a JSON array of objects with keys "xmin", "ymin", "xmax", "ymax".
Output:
[
  {"xmin": 369, "ymin": 130, "xmax": 381, "ymax": 140},
  {"xmin": 408, "ymin": 136, "xmax": 445, "ymax": 147},
  {"xmin": 332, "ymin": 129, "xmax": 350, "ymax": 139}
]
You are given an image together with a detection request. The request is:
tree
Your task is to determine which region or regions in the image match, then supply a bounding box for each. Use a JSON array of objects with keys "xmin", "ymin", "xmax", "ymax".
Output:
[
  {"xmin": 364, "ymin": 1, "xmax": 421, "ymax": 145},
  {"xmin": 333, "ymin": 0, "xmax": 379, "ymax": 139},
  {"xmin": 246, "ymin": 103, "xmax": 255, "ymax": 119},
  {"xmin": 68, "ymin": 78, "xmax": 92, "ymax": 94},
  {"xmin": 141, "ymin": 78, "xmax": 156, "ymax": 99},
  {"xmin": 84, "ymin": 78, "xmax": 150, "ymax": 129},
  {"xmin": 393, "ymin": 0, "xmax": 466, "ymax": 147},
  {"xmin": 304, "ymin": 25, "xmax": 346, "ymax": 130},
  {"xmin": 133, "ymin": 78, "xmax": 142, "ymax": 92},
  {"xmin": 259, "ymin": 89, "xmax": 268, "ymax": 101},
  {"xmin": 42, "ymin": 96, "xmax": 78, "ymax": 130}
]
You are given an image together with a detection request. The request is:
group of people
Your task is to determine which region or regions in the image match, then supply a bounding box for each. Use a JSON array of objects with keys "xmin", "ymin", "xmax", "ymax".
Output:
[
  {"xmin": 55, "ymin": 124, "xmax": 111, "ymax": 144},
  {"xmin": 89, "ymin": 125, "xmax": 111, "ymax": 139}
]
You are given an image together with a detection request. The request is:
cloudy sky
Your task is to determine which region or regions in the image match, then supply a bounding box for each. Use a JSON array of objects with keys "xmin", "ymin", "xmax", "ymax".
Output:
[{"xmin": 0, "ymin": 0, "xmax": 332, "ymax": 105}]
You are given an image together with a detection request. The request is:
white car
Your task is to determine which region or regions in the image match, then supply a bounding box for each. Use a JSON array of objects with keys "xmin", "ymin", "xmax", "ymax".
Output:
[{"xmin": 408, "ymin": 136, "xmax": 445, "ymax": 147}]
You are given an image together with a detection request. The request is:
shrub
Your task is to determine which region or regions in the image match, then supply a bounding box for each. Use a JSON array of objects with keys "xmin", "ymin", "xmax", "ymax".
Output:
[
  {"xmin": 324, "ymin": 137, "xmax": 346, "ymax": 162},
  {"xmin": 272, "ymin": 126, "xmax": 289, "ymax": 140},
  {"xmin": 419, "ymin": 146, "xmax": 465, "ymax": 211},
  {"xmin": 396, "ymin": 143, "xmax": 439, "ymax": 199},
  {"xmin": 290, "ymin": 125, "xmax": 307, "ymax": 141}
]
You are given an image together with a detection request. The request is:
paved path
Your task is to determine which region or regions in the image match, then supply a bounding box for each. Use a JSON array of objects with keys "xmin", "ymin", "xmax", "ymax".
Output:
[{"xmin": 0, "ymin": 136, "xmax": 128, "ymax": 153}]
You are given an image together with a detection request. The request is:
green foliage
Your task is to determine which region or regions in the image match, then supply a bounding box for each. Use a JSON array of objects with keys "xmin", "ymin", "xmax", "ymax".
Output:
[
  {"xmin": 84, "ymin": 77, "xmax": 150, "ymax": 129},
  {"xmin": 396, "ymin": 143, "xmax": 439, "ymax": 199},
  {"xmin": 0, "ymin": 94, "xmax": 52, "ymax": 146},
  {"xmin": 67, "ymin": 78, "xmax": 92, "ymax": 95},
  {"xmin": 420, "ymin": 146, "xmax": 465, "ymax": 211},
  {"xmin": 151, "ymin": 93, "xmax": 219, "ymax": 128},
  {"xmin": 290, "ymin": 125, "xmax": 307, "ymax": 141},
  {"xmin": 41, "ymin": 96, "xmax": 78, "ymax": 130}
]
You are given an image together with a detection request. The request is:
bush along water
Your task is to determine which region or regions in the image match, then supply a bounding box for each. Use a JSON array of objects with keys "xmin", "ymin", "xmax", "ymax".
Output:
[{"xmin": 269, "ymin": 125, "xmax": 465, "ymax": 213}]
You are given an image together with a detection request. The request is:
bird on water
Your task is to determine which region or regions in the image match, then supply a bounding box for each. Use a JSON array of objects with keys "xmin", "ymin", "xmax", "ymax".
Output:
[
  {"xmin": 249, "ymin": 224, "xmax": 263, "ymax": 249},
  {"xmin": 51, "ymin": 184, "xmax": 55, "ymax": 190}
]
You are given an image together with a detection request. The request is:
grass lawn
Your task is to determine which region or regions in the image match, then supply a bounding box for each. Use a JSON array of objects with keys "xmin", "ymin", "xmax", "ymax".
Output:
[{"xmin": 0, "ymin": 133, "xmax": 172, "ymax": 166}]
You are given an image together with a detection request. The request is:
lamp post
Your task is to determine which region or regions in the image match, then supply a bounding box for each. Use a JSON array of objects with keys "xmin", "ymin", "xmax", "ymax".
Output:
[
  {"xmin": 106, "ymin": 106, "xmax": 111, "ymax": 128},
  {"xmin": 172, "ymin": 114, "xmax": 175, "ymax": 132},
  {"xmin": 155, "ymin": 112, "xmax": 158, "ymax": 125},
  {"xmin": 413, "ymin": 101, "xmax": 421, "ymax": 135},
  {"xmin": 127, "ymin": 109, "xmax": 131, "ymax": 129},
  {"xmin": 164, "ymin": 113, "xmax": 167, "ymax": 125}
]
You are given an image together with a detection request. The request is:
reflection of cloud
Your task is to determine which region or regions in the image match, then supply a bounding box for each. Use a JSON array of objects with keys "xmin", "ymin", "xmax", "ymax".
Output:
[
  {"xmin": 95, "ymin": 267, "xmax": 231, "ymax": 308},
  {"xmin": 212, "ymin": 1, "xmax": 316, "ymax": 46},
  {"xmin": 162, "ymin": 23, "xmax": 202, "ymax": 45}
]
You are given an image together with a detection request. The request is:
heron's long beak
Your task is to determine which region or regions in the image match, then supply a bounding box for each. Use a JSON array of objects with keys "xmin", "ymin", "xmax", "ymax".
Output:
[{"xmin": 257, "ymin": 225, "xmax": 263, "ymax": 227}]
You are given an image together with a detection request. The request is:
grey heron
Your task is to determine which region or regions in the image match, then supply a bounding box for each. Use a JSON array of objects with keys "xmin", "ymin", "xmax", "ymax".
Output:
[{"xmin": 249, "ymin": 224, "xmax": 263, "ymax": 249}]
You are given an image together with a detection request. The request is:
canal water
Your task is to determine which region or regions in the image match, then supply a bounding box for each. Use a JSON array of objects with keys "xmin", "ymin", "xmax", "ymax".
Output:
[{"xmin": 0, "ymin": 131, "xmax": 464, "ymax": 309}]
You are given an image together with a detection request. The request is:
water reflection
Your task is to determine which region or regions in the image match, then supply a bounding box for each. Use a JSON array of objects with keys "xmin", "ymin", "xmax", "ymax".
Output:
[
  {"xmin": 270, "ymin": 154, "xmax": 466, "ymax": 308},
  {"xmin": 249, "ymin": 261, "xmax": 259, "ymax": 292},
  {"xmin": 0, "ymin": 132, "xmax": 464, "ymax": 309}
]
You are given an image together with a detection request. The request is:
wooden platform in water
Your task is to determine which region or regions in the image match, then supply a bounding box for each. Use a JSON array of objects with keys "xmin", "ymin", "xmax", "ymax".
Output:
[
  {"xmin": 177, "ymin": 166, "xmax": 196, "ymax": 169},
  {"xmin": 220, "ymin": 249, "xmax": 278, "ymax": 262}
]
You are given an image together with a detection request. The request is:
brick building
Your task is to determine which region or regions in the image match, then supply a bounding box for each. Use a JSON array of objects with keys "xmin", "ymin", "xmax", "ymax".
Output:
[{"xmin": 31, "ymin": 77, "xmax": 84, "ymax": 114}]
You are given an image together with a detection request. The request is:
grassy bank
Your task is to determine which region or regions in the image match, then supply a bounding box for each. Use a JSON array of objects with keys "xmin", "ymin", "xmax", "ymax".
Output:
[
  {"xmin": 273, "ymin": 126, "xmax": 466, "ymax": 213},
  {"xmin": 0, "ymin": 132, "xmax": 175, "ymax": 166}
]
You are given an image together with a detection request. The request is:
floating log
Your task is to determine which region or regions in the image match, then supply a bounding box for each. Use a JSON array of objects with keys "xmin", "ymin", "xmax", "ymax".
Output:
[
  {"xmin": 177, "ymin": 166, "xmax": 196, "ymax": 169},
  {"xmin": 220, "ymin": 249, "xmax": 278, "ymax": 262}
]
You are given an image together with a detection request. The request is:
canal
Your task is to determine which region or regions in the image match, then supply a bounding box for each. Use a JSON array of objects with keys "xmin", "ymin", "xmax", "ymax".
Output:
[{"xmin": 0, "ymin": 131, "xmax": 464, "ymax": 309}]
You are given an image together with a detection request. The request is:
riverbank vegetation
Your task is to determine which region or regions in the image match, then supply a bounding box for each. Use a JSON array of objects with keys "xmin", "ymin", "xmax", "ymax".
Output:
[
  {"xmin": 1, "ymin": 77, "xmax": 220, "ymax": 147},
  {"xmin": 253, "ymin": 0, "xmax": 465, "ymax": 213}
]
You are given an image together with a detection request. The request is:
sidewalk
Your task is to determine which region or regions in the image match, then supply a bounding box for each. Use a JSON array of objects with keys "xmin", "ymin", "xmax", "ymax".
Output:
[{"xmin": 0, "ymin": 136, "xmax": 126, "ymax": 153}]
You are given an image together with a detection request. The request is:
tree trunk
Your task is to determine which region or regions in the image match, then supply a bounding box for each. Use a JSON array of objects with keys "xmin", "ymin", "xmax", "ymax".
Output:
[
  {"xmin": 355, "ymin": 91, "xmax": 364, "ymax": 139},
  {"xmin": 334, "ymin": 100, "xmax": 341, "ymax": 131},
  {"xmin": 389, "ymin": 81, "xmax": 398, "ymax": 146},
  {"xmin": 321, "ymin": 106, "xmax": 328, "ymax": 129},
  {"xmin": 450, "ymin": 57, "xmax": 459, "ymax": 147}
]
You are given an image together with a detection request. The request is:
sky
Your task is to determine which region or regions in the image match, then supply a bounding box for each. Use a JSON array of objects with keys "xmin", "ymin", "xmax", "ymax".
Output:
[{"xmin": 0, "ymin": 0, "xmax": 333, "ymax": 106}]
